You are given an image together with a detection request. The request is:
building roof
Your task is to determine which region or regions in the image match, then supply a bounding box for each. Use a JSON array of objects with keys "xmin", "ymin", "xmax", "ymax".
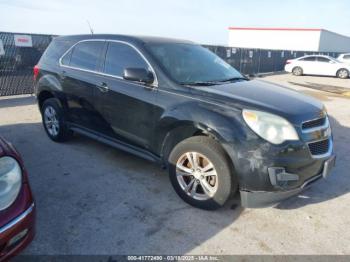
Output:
[
  {"xmin": 228, "ymin": 27, "xmax": 350, "ymax": 38},
  {"xmin": 228, "ymin": 27, "xmax": 322, "ymax": 31}
]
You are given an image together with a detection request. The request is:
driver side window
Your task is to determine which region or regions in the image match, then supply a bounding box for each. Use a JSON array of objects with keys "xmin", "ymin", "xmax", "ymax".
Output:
[{"xmin": 103, "ymin": 42, "xmax": 149, "ymax": 77}]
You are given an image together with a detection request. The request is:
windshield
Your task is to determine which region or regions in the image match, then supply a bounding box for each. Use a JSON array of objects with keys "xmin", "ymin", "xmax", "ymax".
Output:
[
  {"xmin": 146, "ymin": 43, "xmax": 244, "ymax": 85},
  {"xmin": 327, "ymin": 56, "xmax": 338, "ymax": 62}
]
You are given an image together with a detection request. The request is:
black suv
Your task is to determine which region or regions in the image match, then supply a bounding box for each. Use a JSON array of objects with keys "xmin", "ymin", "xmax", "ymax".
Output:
[{"xmin": 34, "ymin": 35, "xmax": 335, "ymax": 210}]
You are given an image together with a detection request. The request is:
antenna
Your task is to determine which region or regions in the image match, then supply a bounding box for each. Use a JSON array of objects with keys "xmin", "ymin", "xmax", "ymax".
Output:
[{"xmin": 86, "ymin": 20, "xmax": 94, "ymax": 35}]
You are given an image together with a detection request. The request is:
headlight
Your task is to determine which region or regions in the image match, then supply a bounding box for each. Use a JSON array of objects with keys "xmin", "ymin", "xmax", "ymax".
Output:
[
  {"xmin": 0, "ymin": 156, "xmax": 22, "ymax": 211},
  {"xmin": 242, "ymin": 109, "xmax": 299, "ymax": 144}
]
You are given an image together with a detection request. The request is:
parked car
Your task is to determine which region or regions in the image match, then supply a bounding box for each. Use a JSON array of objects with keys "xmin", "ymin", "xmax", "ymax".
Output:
[
  {"xmin": 34, "ymin": 35, "xmax": 335, "ymax": 210},
  {"xmin": 285, "ymin": 55, "xmax": 350, "ymax": 79},
  {"xmin": 0, "ymin": 136, "xmax": 35, "ymax": 260},
  {"xmin": 337, "ymin": 53, "xmax": 350, "ymax": 65}
]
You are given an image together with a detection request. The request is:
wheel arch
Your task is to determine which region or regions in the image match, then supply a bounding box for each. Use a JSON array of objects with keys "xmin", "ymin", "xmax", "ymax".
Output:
[
  {"xmin": 36, "ymin": 73, "xmax": 65, "ymax": 111},
  {"xmin": 158, "ymin": 119, "xmax": 241, "ymax": 178},
  {"xmin": 37, "ymin": 90, "xmax": 55, "ymax": 110},
  {"xmin": 159, "ymin": 122, "xmax": 219, "ymax": 164},
  {"xmin": 160, "ymin": 121, "xmax": 241, "ymax": 195}
]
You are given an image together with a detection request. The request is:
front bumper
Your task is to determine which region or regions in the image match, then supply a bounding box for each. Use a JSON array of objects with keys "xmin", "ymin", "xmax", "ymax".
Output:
[
  {"xmin": 0, "ymin": 202, "xmax": 35, "ymax": 261},
  {"xmin": 240, "ymin": 155, "xmax": 336, "ymax": 208}
]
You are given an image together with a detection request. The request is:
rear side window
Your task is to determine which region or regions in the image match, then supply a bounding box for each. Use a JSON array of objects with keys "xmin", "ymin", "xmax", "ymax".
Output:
[
  {"xmin": 61, "ymin": 49, "xmax": 72, "ymax": 65},
  {"xmin": 69, "ymin": 41, "xmax": 105, "ymax": 71},
  {"xmin": 103, "ymin": 42, "xmax": 148, "ymax": 77},
  {"xmin": 300, "ymin": 56, "xmax": 316, "ymax": 61},
  {"xmin": 317, "ymin": 57, "xmax": 331, "ymax": 63},
  {"xmin": 39, "ymin": 39, "xmax": 72, "ymax": 65}
]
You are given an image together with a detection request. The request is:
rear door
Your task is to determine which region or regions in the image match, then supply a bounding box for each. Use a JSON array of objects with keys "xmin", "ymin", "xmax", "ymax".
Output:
[
  {"xmin": 59, "ymin": 40, "xmax": 106, "ymax": 131},
  {"xmin": 93, "ymin": 41, "xmax": 158, "ymax": 150}
]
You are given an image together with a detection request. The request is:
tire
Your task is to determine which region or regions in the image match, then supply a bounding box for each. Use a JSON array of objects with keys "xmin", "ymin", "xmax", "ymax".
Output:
[
  {"xmin": 168, "ymin": 136, "xmax": 237, "ymax": 210},
  {"xmin": 41, "ymin": 98, "xmax": 73, "ymax": 142},
  {"xmin": 337, "ymin": 68, "xmax": 349, "ymax": 79},
  {"xmin": 292, "ymin": 66, "xmax": 303, "ymax": 76}
]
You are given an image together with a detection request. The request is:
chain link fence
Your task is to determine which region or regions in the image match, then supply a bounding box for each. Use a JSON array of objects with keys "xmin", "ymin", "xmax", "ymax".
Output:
[
  {"xmin": 204, "ymin": 45, "xmax": 340, "ymax": 76},
  {"xmin": 0, "ymin": 32, "xmax": 341, "ymax": 96},
  {"xmin": 0, "ymin": 32, "xmax": 54, "ymax": 96}
]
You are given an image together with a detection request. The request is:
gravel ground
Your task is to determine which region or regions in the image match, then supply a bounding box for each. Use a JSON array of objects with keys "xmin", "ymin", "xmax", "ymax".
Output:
[
  {"xmin": 0, "ymin": 73, "xmax": 349, "ymax": 255},
  {"xmin": 259, "ymin": 73, "xmax": 350, "ymax": 96}
]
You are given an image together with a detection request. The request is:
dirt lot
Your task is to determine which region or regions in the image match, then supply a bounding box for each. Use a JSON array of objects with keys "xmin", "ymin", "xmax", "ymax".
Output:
[{"xmin": 0, "ymin": 73, "xmax": 349, "ymax": 255}]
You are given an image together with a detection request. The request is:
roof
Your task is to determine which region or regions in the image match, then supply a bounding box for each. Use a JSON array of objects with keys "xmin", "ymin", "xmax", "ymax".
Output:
[
  {"xmin": 297, "ymin": 54, "xmax": 336, "ymax": 59},
  {"xmin": 55, "ymin": 34, "xmax": 194, "ymax": 45},
  {"xmin": 228, "ymin": 27, "xmax": 322, "ymax": 31}
]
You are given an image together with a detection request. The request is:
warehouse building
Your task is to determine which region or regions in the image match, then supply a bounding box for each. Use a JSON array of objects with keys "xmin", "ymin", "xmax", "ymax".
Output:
[{"xmin": 228, "ymin": 27, "xmax": 350, "ymax": 52}]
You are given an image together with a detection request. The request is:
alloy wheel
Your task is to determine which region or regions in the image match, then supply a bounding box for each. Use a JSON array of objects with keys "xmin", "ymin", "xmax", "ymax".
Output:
[
  {"xmin": 293, "ymin": 67, "xmax": 302, "ymax": 76},
  {"xmin": 338, "ymin": 69, "xmax": 349, "ymax": 79},
  {"xmin": 44, "ymin": 106, "xmax": 59, "ymax": 137},
  {"xmin": 176, "ymin": 152, "xmax": 218, "ymax": 201}
]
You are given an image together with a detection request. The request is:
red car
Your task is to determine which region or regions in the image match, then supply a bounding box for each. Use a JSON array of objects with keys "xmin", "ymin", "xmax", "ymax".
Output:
[{"xmin": 0, "ymin": 136, "xmax": 35, "ymax": 261}]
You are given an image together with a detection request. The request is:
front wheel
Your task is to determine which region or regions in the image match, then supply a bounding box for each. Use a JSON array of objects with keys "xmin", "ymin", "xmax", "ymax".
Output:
[
  {"xmin": 337, "ymin": 69, "xmax": 349, "ymax": 79},
  {"xmin": 168, "ymin": 136, "xmax": 237, "ymax": 210}
]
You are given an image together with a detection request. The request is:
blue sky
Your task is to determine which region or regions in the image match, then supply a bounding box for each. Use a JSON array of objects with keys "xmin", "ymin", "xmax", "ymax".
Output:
[{"xmin": 0, "ymin": 0, "xmax": 349, "ymax": 45}]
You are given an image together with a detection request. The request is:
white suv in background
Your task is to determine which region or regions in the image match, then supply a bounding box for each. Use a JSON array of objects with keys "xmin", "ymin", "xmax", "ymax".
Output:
[
  {"xmin": 337, "ymin": 53, "xmax": 350, "ymax": 65},
  {"xmin": 285, "ymin": 55, "xmax": 350, "ymax": 79}
]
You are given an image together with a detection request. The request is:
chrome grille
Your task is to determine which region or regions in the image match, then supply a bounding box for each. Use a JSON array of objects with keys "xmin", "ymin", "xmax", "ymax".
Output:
[
  {"xmin": 308, "ymin": 139, "xmax": 330, "ymax": 156},
  {"xmin": 302, "ymin": 117, "xmax": 326, "ymax": 130}
]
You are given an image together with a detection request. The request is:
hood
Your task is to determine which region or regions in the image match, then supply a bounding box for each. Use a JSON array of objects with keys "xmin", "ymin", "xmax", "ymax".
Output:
[{"xmin": 190, "ymin": 79, "xmax": 325, "ymax": 125}]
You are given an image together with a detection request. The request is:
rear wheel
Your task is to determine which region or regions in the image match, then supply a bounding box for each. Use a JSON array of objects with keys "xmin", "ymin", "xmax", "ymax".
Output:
[
  {"xmin": 292, "ymin": 66, "xmax": 303, "ymax": 76},
  {"xmin": 41, "ymin": 98, "xmax": 73, "ymax": 142},
  {"xmin": 337, "ymin": 68, "xmax": 349, "ymax": 79},
  {"xmin": 168, "ymin": 136, "xmax": 237, "ymax": 210}
]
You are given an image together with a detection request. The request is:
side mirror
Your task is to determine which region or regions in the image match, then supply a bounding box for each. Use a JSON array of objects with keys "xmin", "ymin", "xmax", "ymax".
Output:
[{"xmin": 123, "ymin": 68, "xmax": 154, "ymax": 85}]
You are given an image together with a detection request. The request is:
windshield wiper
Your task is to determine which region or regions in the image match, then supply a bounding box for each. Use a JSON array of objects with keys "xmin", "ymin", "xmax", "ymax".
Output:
[
  {"xmin": 180, "ymin": 81, "xmax": 219, "ymax": 86},
  {"xmin": 180, "ymin": 76, "xmax": 248, "ymax": 86},
  {"xmin": 216, "ymin": 76, "xmax": 249, "ymax": 83}
]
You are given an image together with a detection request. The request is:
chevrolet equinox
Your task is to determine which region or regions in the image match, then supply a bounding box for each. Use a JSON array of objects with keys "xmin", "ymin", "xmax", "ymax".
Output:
[{"xmin": 34, "ymin": 35, "xmax": 335, "ymax": 210}]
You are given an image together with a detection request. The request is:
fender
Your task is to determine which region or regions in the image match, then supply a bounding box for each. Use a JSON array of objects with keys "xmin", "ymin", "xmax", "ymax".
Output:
[
  {"xmin": 36, "ymin": 73, "xmax": 68, "ymax": 112},
  {"xmin": 154, "ymin": 99, "xmax": 247, "ymax": 164}
]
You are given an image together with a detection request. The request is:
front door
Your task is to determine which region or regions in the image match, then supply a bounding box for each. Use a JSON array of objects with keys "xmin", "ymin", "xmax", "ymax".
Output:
[
  {"xmin": 316, "ymin": 56, "xmax": 337, "ymax": 76},
  {"xmin": 94, "ymin": 41, "xmax": 158, "ymax": 150}
]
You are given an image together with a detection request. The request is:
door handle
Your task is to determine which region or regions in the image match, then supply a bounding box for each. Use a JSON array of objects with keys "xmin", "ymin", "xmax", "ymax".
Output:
[
  {"xmin": 60, "ymin": 70, "xmax": 67, "ymax": 79},
  {"xmin": 97, "ymin": 82, "xmax": 109, "ymax": 92}
]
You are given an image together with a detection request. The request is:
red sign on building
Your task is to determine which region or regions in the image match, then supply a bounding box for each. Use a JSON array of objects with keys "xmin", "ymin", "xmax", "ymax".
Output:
[{"xmin": 14, "ymin": 35, "xmax": 33, "ymax": 47}]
